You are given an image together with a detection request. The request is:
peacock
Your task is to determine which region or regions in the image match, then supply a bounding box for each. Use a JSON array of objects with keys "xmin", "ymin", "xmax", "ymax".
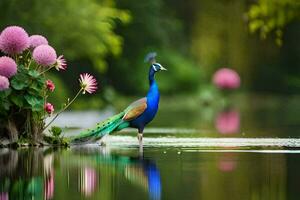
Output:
[{"xmin": 70, "ymin": 52, "xmax": 166, "ymax": 145}]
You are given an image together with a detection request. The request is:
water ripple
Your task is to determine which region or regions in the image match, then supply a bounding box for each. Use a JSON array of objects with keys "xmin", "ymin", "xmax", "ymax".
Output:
[{"xmin": 104, "ymin": 136, "xmax": 300, "ymax": 148}]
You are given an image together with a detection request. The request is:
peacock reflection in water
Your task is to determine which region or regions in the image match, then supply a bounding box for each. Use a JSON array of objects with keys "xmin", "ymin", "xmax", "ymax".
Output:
[{"xmin": 0, "ymin": 148, "xmax": 161, "ymax": 200}]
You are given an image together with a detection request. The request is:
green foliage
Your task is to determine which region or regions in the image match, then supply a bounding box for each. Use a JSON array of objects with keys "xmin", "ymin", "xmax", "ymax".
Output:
[
  {"xmin": 24, "ymin": 94, "xmax": 44, "ymax": 112},
  {"xmin": 156, "ymin": 49, "xmax": 202, "ymax": 94},
  {"xmin": 44, "ymin": 126, "xmax": 69, "ymax": 146},
  {"xmin": 0, "ymin": 0, "xmax": 130, "ymax": 72},
  {"xmin": 49, "ymin": 126, "xmax": 62, "ymax": 137},
  {"xmin": 108, "ymin": 0, "xmax": 198, "ymax": 94},
  {"xmin": 0, "ymin": 89, "xmax": 11, "ymax": 116},
  {"xmin": 247, "ymin": 0, "xmax": 300, "ymax": 45},
  {"xmin": 7, "ymin": 64, "xmax": 45, "ymax": 112}
]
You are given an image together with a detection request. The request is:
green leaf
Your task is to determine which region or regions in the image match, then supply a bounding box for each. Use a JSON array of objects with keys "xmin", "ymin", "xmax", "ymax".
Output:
[
  {"xmin": 10, "ymin": 94, "xmax": 24, "ymax": 107},
  {"xmin": 30, "ymin": 80, "xmax": 44, "ymax": 92},
  {"xmin": 10, "ymin": 73, "xmax": 29, "ymax": 90},
  {"xmin": 0, "ymin": 89, "xmax": 12, "ymax": 98},
  {"xmin": 24, "ymin": 94, "xmax": 44, "ymax": 111},
  {"xmin": 2, "ymin": 100, "xmax": 11, "ymax": 110},
  {"xmin": 0, "ymin": 99, "xmax": 10, "ymax": 116},
  {"xmin": 11, "ymin": 79, "xmax": 27, "ymax": 90},
  {"xmin": 27, "ymin": 88, "xmax": 40, "ymax": 96}
]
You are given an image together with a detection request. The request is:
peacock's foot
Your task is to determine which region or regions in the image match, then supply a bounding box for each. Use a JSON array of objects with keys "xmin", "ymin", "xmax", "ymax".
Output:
[
  {"xmin": 99, "ymin": 135, "xmax": 108, "ymax": 146},
  {"xmin": 99, "ymin": 141, "xmax": 106, "ymax": 146}
]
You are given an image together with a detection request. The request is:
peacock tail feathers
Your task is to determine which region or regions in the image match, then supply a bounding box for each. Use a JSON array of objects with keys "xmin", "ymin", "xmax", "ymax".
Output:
[{"xmin": 70, "ymin": 111, "xmax": 129, "ymax": 144}]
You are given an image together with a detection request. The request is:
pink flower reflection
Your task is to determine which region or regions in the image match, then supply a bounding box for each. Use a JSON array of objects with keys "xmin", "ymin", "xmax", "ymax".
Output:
[
  {"xmin": 215, "ymin": 110, "xmax": 240, "ymax": 134},
  {"xmin": 80, "ymin": 167, "xmax": 97, "ymax": 197},
  {"xmin": 218, "ymin": 153, "xmax": 237, "ymax": 172},
  {"xmin": 0, "ymin": 192, "xmax": 8, "ymax": 200},
  {"xmin": 44, "ymin": 170, "xmax": 54, "ymax": 200}
]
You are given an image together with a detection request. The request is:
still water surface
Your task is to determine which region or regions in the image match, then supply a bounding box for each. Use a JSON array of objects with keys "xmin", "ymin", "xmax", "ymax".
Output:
[
  {"xmin": 1, "ymin": 95, "xmax": 300, "ymax": 200},
  {"xmin": 1, "ymin": 147, "xmax": 300, "ymax": 200}
]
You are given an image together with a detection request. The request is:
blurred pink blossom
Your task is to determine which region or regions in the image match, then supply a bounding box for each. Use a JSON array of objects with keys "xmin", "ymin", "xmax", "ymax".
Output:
[
  {"xmin": 0, "ymin": 26, "xmax": 29, "ymax": 55},
  {"xmin": 213, "ymin": 68, "xmax": 240, "ymax": 89},
  {"xmin": 215, "ymin": 110, "xmax": 240, "ymax": 134},
  {"xmin": 0, "ymin": 56, "xmax": 17, "ymax": 78}
]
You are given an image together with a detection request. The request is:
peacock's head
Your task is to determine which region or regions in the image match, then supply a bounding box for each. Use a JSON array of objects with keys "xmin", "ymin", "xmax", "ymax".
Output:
[
  {"xmin": 144, "ymin": 52, "xmax": 167, "ymax": 72},
  {"xmin": 152, "ymin": 63, "xmax": 167, "ymax": 72}
]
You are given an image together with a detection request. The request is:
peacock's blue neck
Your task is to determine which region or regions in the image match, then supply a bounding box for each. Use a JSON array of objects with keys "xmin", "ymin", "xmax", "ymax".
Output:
[{"xmin": 147, "ymin": 67, "xmax": 160, "ymax": 105}]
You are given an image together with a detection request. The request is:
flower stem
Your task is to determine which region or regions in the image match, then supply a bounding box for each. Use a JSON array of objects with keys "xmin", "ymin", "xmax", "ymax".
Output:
[
  {"xmin": 43, "ymin": 88, "xmax": 83, "ymax": 131},
  {"xmin": 27, "ymin": 59, "xmax": 32, "ymax": 69},
  {"xmin": 39, "ymin": 66, "xmax": 54, "ymax": 75}
]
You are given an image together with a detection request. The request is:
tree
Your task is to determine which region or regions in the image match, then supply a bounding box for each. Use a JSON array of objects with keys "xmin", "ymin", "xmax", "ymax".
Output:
[
  {"xmin": 0, "ymin": 0, "xmax": 130, "ymax": 72},
  {"xmin": 247, "ymin": 0, "xmax": 300, "ymax": 46}
]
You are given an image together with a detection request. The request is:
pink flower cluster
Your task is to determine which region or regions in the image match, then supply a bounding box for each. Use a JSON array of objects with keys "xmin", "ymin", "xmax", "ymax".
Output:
[
  {"xmin": 0, "ymin": 25, "xmax": 99, "ymax": 123},
  {"xmin": 0, "ymin": 25, "xmax": 67, "ymax": 68},
  {"xmin": 213, "ymin": 68, "xmax": 240, "ymax": 90}
]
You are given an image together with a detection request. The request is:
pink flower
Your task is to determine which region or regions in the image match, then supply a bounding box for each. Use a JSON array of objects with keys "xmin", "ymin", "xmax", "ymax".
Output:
[
  {"xmin": 0, "ymin": 26, "xmax": 29, "ymax": 55},
  {"xmin": 46, "ymin": 80, "xmax": 55, "ymax": 92},
  {"xmin": 55, "ymin": 55, "xmax": 67, "ymax": 71},
  {"xmin": 213, "ymin": 68, "xmax": 240, "ymax": 89},
  {"xmin": 44, "ymin": 103, "xmax": 54, "ymax": 114},
  {"xmin": 79, "ymin": 73, "xmax": 98, "ymax": 94},
  {"xmin": 215, "ymin": 110, "xmax": 240, "ymax": 134},
  {"xmin": 0, "ymin": 75, "xmax": 9, "ymax": 91},
  {"xmin": 0, "ymin": 56, "xmax": 17, "ymax": 78},
  {"xmin": 29, "ymin": 35, "xmax": 48, "ymax": 49},
  {"xmin": 33, "ymin": 45, "xmax": 57, "ymax": 67}
]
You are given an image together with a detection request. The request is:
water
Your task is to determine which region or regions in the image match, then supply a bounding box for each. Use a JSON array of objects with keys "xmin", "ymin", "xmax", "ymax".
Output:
[
  {"xmin": 1, "ymin": 95, "xmax": 300, "ymax": 199},
  {"xmin": 1, "ymin": 147, "xmax": 300, "ymax": 200}
]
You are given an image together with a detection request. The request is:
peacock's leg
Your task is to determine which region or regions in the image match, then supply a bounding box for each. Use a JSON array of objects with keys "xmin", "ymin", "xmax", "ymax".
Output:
[
  {"xmin": 138, "ymin": 127, "xmax": 144, "ymax": 156},
  {"xmin": 137, "ymin": 127, "xmax": 144, "ymax": 142}
]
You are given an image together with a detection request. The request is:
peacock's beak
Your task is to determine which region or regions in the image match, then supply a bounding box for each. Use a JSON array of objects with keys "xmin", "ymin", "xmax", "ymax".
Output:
[{"xmin": 160, "ymin": 66, "xmax": 167, "ymax": 71}]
